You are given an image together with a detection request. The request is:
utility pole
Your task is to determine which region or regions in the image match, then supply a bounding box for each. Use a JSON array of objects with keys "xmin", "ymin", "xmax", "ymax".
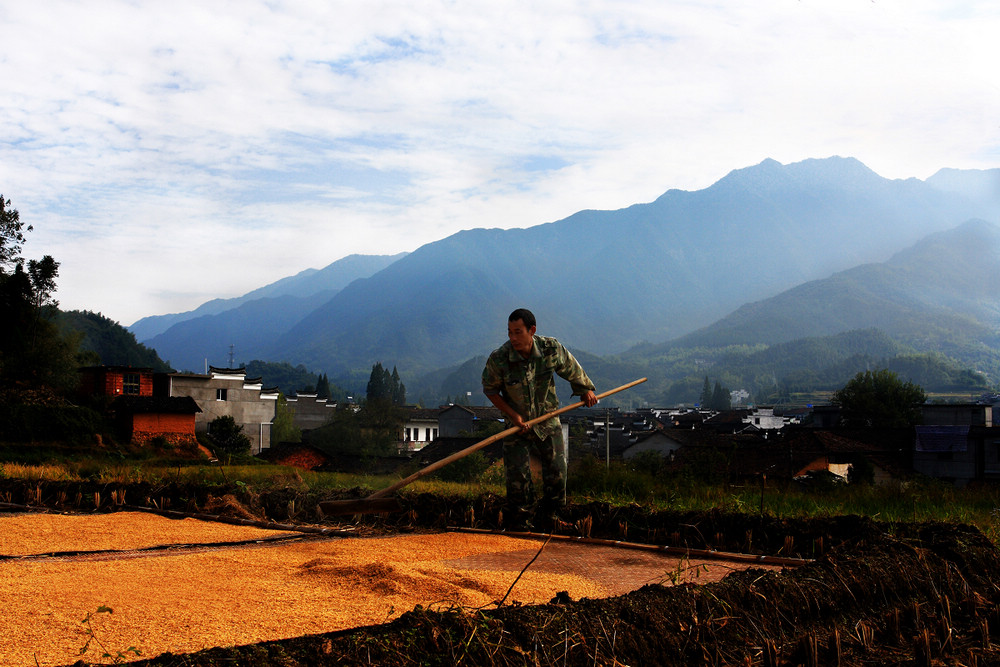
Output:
[{"xmin": 605, "ymin": 407, "xmax": 610, "ymax": 469}]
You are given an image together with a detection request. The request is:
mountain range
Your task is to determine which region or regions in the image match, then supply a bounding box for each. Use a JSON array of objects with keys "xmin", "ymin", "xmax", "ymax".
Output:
[{"xmin": 131, "ymin": 156, "xmax": 1000, "ymax": 404}]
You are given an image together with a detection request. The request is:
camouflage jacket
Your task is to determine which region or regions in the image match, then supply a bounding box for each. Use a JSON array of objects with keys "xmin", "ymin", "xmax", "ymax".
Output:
[{"xmin": 481, "ymin": 335, "xmax": 596, "ymax": 439}]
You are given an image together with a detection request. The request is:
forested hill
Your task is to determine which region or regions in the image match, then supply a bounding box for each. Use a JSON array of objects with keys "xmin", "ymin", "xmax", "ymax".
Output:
[
  {"xmin": 662, "ymin": 218, "xmax": 1000, "ymax": 358},
  {"xmin": 57, "ymin": 310, "xmax": 171, "ymax": 371}
]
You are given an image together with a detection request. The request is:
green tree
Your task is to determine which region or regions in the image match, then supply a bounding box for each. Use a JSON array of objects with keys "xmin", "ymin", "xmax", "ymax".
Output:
[
  {"xmin": 435, "ymin": 451, "xmax": 489, "ymax": 483},
  {"xmin": 366, "ymin": 362, "xmax": 389, "ymax": 402},
  {"xmin": 366, "ymin": 362, "xmax": 406, "ymax": 406},
  {"xmin": 27, "ymin": 255, "xmax": 59, "ymax": 310},
  {"xmin": 710, "ymin": 381, "xmax": 731, "ymax": 411},
  {"xmin": 316, "ymin": 373, "xmax": 331, "ymax": 399},
  {"xmin": 847, "ymin": 455, "xmax": 876, "ymax": 485},
  {"xmin": 0, "ymin": 196, "xmax": 80, "ymax": 392},
  {"xmin": 390, "ymin": 366, "xmax": 406, "ymax": 405},
  {"xmin": 207, "ymin": 415, "xmax": 252, "ymax": 455},
  {"xmin": 832, "ymin": 369, "xmax": 926, "ymax": 428},
  {"xmin": 0, "ymin": 194, "xmax": 31, "ymax": 270},
  {"xmin": 699, "ymin": 376, "xmax": 711, "ymax": 407}
]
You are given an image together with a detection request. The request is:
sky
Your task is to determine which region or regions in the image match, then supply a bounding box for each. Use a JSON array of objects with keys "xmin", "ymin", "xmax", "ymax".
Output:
[{"xmin": 2, "ymin": 1, "xmax": 999, "ymax": 326}]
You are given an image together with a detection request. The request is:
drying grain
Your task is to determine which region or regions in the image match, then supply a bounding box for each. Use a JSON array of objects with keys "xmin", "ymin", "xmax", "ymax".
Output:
[{"xmin": 0, "ymin": 511, "xmax": 770, "ymax": 667}]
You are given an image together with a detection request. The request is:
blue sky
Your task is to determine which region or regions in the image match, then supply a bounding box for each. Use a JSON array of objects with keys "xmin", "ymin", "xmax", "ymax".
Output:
[{"xmin": 1, "ymin": 0, "xmax": 998, "ymax": 326}]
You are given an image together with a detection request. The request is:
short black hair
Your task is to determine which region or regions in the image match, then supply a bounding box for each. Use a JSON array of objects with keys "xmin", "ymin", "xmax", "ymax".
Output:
[{"xmin": 508, "ymin": 308, "xmax": 536, "ymax": 329}]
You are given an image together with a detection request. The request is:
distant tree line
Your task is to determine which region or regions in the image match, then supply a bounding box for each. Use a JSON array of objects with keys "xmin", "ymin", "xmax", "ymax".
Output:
[
  {"xmin": 366, "ymin": 361, "xmax": 406, "ymax": 405},
  {"xmin": 654, "ymin": 329, "xmax": 991, "ymax": 407},
  {"xmin": 699, "ymin": 376, "xmax": 731, "ymax": 411}
]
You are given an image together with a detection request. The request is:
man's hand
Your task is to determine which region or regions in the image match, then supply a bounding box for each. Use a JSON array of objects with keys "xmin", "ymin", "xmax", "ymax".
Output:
[
  {"xmin": 487, "ymin": 393, "xmax": 530, "ymax": 432},
  {"xmin": 581, "ymin": 390, "xmax": 598, "ymax": 407},
  {"xmin": 510, "ymin": 413, "xmax": 529, "ymax": 433}
]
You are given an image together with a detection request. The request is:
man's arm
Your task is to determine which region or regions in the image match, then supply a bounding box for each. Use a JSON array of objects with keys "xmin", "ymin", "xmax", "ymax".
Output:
[
  {"xmin": 553, "ymin": 342, "xmax": 598, "ymax": 407},
  {"xmin": 487, "ymin": 393, "xmax": 529, "ymax": 433}
]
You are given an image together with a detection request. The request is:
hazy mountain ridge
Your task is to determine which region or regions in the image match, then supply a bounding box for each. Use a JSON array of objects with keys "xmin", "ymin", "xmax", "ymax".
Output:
[
  {"xmin": 665, "ymin": 219, "xmax": 1000, "ymax": 353},
  {"xmin": 593, "ymin": 219, "xmax": 1000, "ymax": 404},
  {"xmin": 129, "ymin": 252, "xmax": 406, "ymax": 341},
  {"xmin": 132, "ymin": 157, "xmax": 1000, "ymax": 400},
  {"xmin": 259, "ymin": 156, "xmax": 999, "ymax": 376}
]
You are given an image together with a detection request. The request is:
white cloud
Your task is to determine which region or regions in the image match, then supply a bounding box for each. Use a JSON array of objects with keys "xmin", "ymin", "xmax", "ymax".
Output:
[{"xmin": 2, "ymin": 0, "xmax": 999, "ymax": 325}]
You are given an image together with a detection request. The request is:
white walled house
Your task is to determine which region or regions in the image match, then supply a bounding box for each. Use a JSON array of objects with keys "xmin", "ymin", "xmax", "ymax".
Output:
[
  {"xmin": 401, "ymin": 408, "xmax": 440, "ymax": 450},
  {"xmin": 742, "ymin": 407, "xmax": 797, "ymax": 430},
  {"xmin": 161, "ymin": 366, "xmax": 277, "ymax": 454}
]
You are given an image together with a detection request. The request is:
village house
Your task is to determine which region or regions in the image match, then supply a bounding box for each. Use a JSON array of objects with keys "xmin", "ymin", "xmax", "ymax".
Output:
[
  {"xmin": 396, "ymin": 405, "xmax": 504, "ymax": 452},
  {"xmin": 158, "ymin": 366, "xmax": 279, "ymax": 455},
  {"xmin": 623, "ymin": 430, "xmax": 683, "ymax": 461},
  {"xmin": 437, "ymin": 405, "xmax": 503, "ymax": 438},
  {"xmin": 284, "ymin": 393, "xmax": 337, "ymax": 432},
  {"xmin": 401, "ymin": 407, "xmax": 441, "ymax": 450},
  {"xmin": 742, "ymin": 406, "xmax": 799, "ymax": 430},
  {"xmin": 77, "ymin": 366, "xmax": 200, "ymax": 446},
  {"xmin": 913, "ymin": 403, "xmax": 1000, "ymax": 486},
  {"xmin": 109, "ymin": 394, "xmax": 202, "ymax": 446}
]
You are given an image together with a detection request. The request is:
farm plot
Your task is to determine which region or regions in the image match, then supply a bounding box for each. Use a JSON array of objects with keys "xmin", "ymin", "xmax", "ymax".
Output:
[{"xmin": 0, "ymin": 511, "xmax": 773, "ymax": 667}]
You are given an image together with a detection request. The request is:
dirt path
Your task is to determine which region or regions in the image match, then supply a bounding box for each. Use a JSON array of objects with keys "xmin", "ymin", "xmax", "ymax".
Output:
[{"xmin": 0, "ymin": 511, "xmax": 779, "ymax": 667}]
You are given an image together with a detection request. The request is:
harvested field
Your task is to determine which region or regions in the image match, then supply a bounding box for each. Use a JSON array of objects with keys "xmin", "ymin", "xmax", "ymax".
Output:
[
  {"xmin": 0, "ymin": 511, "xmax": 774, "ymax": 667},
  {"xmin": 1, "ymin": 480, "xmax": 1000, "ymax": 665}
]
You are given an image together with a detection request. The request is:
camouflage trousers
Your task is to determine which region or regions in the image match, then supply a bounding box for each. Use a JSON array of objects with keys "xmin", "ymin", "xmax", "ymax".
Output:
[{"xmin": 502, "ymin": 429, "xmax": 566, "ymax": 515}]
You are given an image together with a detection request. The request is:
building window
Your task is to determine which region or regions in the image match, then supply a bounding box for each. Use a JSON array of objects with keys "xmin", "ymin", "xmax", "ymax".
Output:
[
  {"xmin": 122, "ymin": 373, "xmax": 140, "ymax": 395},
  {"xmin": 216, "ymin": 388, "xmax": 228, "ymax": 401}
]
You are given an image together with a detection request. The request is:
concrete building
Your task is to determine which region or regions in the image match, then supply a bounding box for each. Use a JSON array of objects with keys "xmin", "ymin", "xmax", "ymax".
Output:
[
  {"xmin": 284, "ymin": 393, "xmax": 337, "ymax": 432},
  {"xmin": 159, "ymin": 366, "xmax": 278, "ymax": 454}
]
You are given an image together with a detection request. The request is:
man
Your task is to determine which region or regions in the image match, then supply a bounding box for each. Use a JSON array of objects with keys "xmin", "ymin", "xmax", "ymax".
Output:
[{"xmin": 482, "ymin": 308, "xmax": 597, "ymax": 531}]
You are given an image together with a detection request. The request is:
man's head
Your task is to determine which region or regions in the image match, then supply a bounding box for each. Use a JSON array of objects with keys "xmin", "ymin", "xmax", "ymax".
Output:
[{"xmin": 507, "ymin": 308, "xmax": 537, "ymax": 357}]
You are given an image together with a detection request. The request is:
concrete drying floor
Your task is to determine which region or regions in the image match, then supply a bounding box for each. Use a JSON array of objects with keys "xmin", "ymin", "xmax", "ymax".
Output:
[{"xmin": 0, "ymin": 511, "xmax": 783, "ymax": 667}]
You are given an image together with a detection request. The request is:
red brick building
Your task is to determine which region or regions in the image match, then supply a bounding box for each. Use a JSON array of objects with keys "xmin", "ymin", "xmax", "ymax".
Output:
[
  {"xmin": 79, "ymin": 365, "xmax": 155, "ymax": 397},
  {"xmin": 111, "ymin": 395, "xmax": 202, "ymax": 446},
  {"xmin": 78, "ymin": 366, "xmax": 200, "ymax": 446}
]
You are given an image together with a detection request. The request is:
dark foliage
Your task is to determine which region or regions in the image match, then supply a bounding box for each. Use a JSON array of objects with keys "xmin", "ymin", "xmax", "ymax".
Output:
[
  {"xmin": 833, "ymin": 369, "xmax": 927, "ymax": 428},
  {"xmin": 207, "ymin": 415, "xmax": 251, "ymax": 456},
  {"xmin": 56, "ymin": 310, "xmax": 171, "ymax": 371},
  {"xmin": 0, "ymin": 404, "xmax": 108, "ymax": 444}
]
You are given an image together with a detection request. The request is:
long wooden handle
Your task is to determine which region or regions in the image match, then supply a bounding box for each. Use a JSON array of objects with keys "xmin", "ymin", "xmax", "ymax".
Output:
[{"xmin": 369, "ymin": 377, "xmax": 647, "ymax": 499}]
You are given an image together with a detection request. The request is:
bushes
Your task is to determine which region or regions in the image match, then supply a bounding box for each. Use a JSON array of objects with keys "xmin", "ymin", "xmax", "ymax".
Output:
[
  {"xmin": 0, "ymin": 404, "xmax": 108, "ymax": 444},
  {"xmin": 207, "ymin": 416, "xmax": 251, "ymax": 456}
]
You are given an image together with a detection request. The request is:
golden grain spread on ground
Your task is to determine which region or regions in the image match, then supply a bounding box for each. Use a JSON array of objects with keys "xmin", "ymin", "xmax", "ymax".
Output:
[{"xmin": 0, "ymin": 511, "xmax": 759, "ymax": 667}]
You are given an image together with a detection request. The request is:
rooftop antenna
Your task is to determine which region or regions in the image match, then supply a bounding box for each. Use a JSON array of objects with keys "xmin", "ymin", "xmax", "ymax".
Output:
[{"xmin": 228, "ymin": 344, "xmax": 235, "ymax": 369}]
